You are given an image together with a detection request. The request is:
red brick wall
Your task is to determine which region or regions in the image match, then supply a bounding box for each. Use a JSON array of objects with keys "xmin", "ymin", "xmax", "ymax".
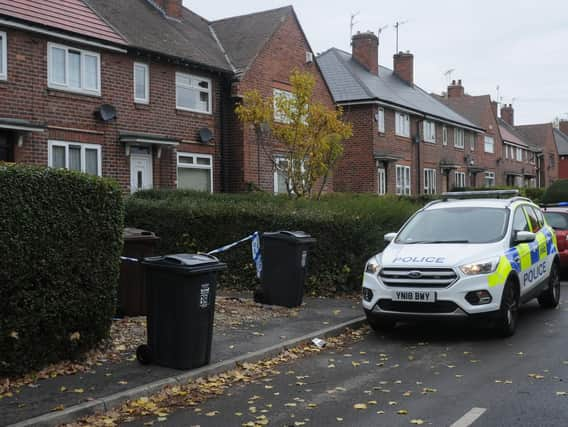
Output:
[
  {"xmin": 559, "ymin": 157, "xmax": 568, "ymax": 179},
  {"xmin": 0, "ymin": 27, "xmax": 222, "ymax": 192},
  {"xmin": 227, "ymin": 12, "xmax": 335, "ymax": 194}
]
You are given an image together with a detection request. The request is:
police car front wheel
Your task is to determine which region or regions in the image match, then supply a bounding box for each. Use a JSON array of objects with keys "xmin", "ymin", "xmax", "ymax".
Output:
[
  {"xmin": 538, "ymin": 262, "xmax": 561, "ymax": 309},
  {"xmin": 495, "ymin": 280, "xmax": 519, "ymax": 338}
]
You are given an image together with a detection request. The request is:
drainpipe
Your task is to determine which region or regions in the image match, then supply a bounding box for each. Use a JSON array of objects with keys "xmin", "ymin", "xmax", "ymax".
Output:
[{"xmin": 415, "ymin": 120, "xmax": 422, "ymax": 194}]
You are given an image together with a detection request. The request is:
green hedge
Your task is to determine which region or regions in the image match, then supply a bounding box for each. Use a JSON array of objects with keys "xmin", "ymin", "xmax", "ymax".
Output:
[
  {"xmin": 0, "ymin": 164, "xmax": 124, "ymax": 376},
  {"xmin": 542, "ymin": 179, "xmax": 568, "ymax": 204},
  {"xmin": 125, "ymin": 191, "xmax": 420, "ymax": 294}
]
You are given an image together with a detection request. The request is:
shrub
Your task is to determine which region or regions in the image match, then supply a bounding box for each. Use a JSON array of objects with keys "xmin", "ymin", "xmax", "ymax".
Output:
[
  {"xmin": 125, "ymin": 191, "xmax": 420, "ymax": 294},
  {"xmin": 0, "ymin": 164, "xmax": 124, "ymax": 376},
  {"xmin": 542, "ymin": 179, "xmax": 568, "ymax": 204}
]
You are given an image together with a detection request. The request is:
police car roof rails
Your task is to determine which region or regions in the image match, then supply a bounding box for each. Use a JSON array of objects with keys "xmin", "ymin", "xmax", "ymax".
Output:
[
  {"xmin": 507, "ymin": 196, "xmax": 532, "ymax": 205},
  {"xmin": 441, "ymin": 190, "xmax": 520, "ymax": 200}
]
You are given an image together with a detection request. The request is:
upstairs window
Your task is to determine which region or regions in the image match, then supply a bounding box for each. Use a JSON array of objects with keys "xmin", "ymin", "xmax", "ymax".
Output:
[
  {"xmin": 0, "ymin": 31, "xmax": 6, "ymax": 80},
  {"xmin": 273, "ymin": 88, "xmax": 295, "ymax": 123},
  {"xmin": 454, "ymin": 128, "xmax": 464, "ymax": 148},
  {"xmin": 48, "ymin": 43, "xmax": 100, "ymax": 95},
  {"xmin": 176, "ymin": 73, "xmax": 211, "ymax": 113},
  {"xmin": 484, "ymin": 135, "xmax": 494, "ymax": 153},
  {"xmin": 442, "ymin": 126, "xmax": 448, "ymax": 146},
  {"xmin": 516, "ymin": 147, "xmax": 523, "ymax": 162},
  {"xmin": 134, "ymin": 63, "xmax": 149, "ymax": 104},
  {"xmin": 505, "ymin": 144, "xmax": 509, "ymax": 159},
  {"xmin": 423, "ymin": 120, "xmax": 436, "ymax": 143},
  {"xmin": 377, "ymin": 107, "xmax": 385, "ymax": 133},
  {"xmin": 469, "ymin": 132, "xmax": 475, "ymax": 151},
  {"xmin": 395, "ymin": 112, "xmax": 410, "ymax": 137}
]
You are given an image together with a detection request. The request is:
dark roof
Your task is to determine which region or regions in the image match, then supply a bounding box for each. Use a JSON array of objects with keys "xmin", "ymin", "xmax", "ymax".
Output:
[
  {"xmin": 84, "ymin": 0, "xmax": 232, "ymax": 72},
  {"xmin": 317, "ymin": 48, "xmax": 482, "ymax": 131},
  {"xmin": 435, "ymin": 95, "xmax": 491, "ymax": 129},
  {"xmin": 516, "ymin": 123, "xmax": 552, "ymax": 151},
  {"xmin": 498, "ymin": 118, "xmax": 533, "ymax": 148},
  {"xmin": 0, "ymin": 0, "xmax": 126, "ymax": 45},
  {"xmin": 553, "ymin": 128, "xmax": 568, "ymax": 155},
  {"xmin": 211, "ymin": 6, "xmax": 292, "ymax": 75}
]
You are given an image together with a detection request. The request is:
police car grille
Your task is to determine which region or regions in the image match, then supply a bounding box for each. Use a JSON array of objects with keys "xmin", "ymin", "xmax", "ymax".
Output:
[
  {"xmin": 377, "ymin": 299, "xmax": 459, "ymax": 313},
  {"xmin": 379, "ymin": 268, "xmax": 457, "ymax": 288}
]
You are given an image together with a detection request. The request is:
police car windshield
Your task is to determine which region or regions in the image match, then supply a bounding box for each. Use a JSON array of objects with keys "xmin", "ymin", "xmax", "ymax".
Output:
[{"xmin": 396, "ymin": 207, "xmax": 509, "ymax": 244}]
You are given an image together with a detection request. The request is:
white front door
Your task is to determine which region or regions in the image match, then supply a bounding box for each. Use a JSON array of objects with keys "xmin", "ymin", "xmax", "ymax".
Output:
[{"xmin": 130, "ymin": 151, "xmax": 153, "ymax": 193}]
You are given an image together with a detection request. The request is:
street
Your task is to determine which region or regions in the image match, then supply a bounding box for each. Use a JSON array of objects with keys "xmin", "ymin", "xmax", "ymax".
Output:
[{"xmin": 131, "ymin": 282, "xmax": 568, "ymax": 427}]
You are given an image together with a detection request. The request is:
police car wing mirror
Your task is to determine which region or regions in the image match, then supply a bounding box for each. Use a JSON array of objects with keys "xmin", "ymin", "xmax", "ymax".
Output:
[
  {"xmin": 384, "ymin": 232, "xmax": 397, "ymax": 243},
  {"xmin": 515, "ymin": 231, "xmax": 536, "ymax": 244}
]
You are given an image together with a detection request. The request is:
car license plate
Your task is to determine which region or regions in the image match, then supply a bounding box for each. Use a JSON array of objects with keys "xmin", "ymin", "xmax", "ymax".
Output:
[{"xmin": 392, "ymin": 290, "xmax": 436, "ymax": 303}]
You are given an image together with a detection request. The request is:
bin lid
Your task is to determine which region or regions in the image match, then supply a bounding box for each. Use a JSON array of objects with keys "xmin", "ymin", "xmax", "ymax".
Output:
[
  {"xmin": 142, "ymin": 253, "xmax": 227, "ymax": 273},
  {"xmin": 263, "ymin": 230, "xmax": 316, "ymax": 243},
  {"xmin": 123, "ymin": 227, "xmax": 159, "ymax": 240}
]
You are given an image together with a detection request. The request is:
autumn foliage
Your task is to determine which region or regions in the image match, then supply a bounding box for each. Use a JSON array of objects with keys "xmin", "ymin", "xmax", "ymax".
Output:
[{"xmin": 0, "ymin": 164, "xmax": 124, "ymax": 376}]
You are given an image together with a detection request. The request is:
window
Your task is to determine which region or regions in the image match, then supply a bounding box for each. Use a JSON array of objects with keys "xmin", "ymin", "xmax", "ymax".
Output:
[
  {"xmin": 273, "ymin": 88, "xmax": 294, "ymax": 123},
  {"xmin": 423, "ymin": 168, "xmax": 436, "ymax": 194},
  {"xmin": 395, "ymin": 112, "xmax": 410, "ymax": 137},
  {"xmin": 455, "ymin": 171, "xmax": 466, "ymax": 188},
  {"xmin": 484, "ymin": 135, "xmax": 494, "ymax": 153},
  {"xmin": 48, "ymin": 141, "xmax": 101, "ymax": 176},
  {"xmin": 377, "ymin": 167, "xmax": 386, "ymax": 195},
  {"xmin": 516, "ymin": 147, "xmax": 523, "ymax": 162},
  {"xmin": 442, "ymin": 126, "xmax": 447, "ymax": 146},
  {"xmin": 377, "ymin": 107, "xmax": 385, "ymax": 133},
  {"xmin": 529, "ymin": 151, "xmax": 535, "ymax": 164},
  {"xmin": 524, "ymin": 206, "xmax": 540, "ymax": 232},
  {"xmin": 514, "ymin": 176, "xmax": 524, "ymax": 187},
  {"xmin": 512, "ymin": 207, "xmax": 530, "ymax": 233},
  {"xmin": 469, "ymin": 132, "xmax": 475, "ymax": 151},
  {"xmin": 177, "ymin": 153, "xmax": 213, "ymax": 192},
  {"xmin": 0, "ymin": 31, "xmax": 6, "ymax": 80},
  {"xmin": 274, "ymin": 157, "xmax": 290, "ymax": 194},
  {"xmin": 48, "ymin": 43, "xmax": 100, "ymax": 95},
  {"xmin": 396, "ymin": 165, "xmax": 411, "ymax": 195},
  {"xmin": 505, "ymin": 144, "xmax": 509, "ymax": 159},
  {"xmin": 484, "ymin": 171, "xmax": 495, "ymax": 187},
  {"xmin": 133, "ymin": 62, "xmax": 149, "ymax": 104},
  {"xmin": 176, "ymin": 73, "xmax": 211, "ymax": 113},
  {"xmin": 454, "ymin": 128, "xmax": 464, "ymax": 148},
  {"xmin": 423, "ymin": 120, "xmax": 436, "ymax": 143}
]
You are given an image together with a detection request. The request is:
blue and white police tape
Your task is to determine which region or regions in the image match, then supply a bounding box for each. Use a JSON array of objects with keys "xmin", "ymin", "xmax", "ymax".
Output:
[{"xmin": 207, "ymin": 231, "xmax": 263, "ymax": 278}]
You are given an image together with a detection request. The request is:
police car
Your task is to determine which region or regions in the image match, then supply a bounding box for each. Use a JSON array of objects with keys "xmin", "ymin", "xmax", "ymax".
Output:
[{"xmin": 362, "ymin": 190, "xmax": 560, "ymax": 337}]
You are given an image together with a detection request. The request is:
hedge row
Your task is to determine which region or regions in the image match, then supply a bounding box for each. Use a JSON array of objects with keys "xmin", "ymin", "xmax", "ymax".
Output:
[
  {"xmin": 0, "ymin": 164, "xmax": 124, "ymax": 376},
  {"xmin": 125, "ymin": 191, "xmax": 421, "ymax": 294},
  {"xmin": 542, "ymin": 179, "xmax": 568, "ymax": 204}
]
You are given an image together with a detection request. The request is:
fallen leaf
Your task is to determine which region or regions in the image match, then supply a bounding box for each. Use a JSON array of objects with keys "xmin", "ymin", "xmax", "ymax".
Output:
[
  {"xmin": 9, "ymin": 331, "xmax": 19, "ymax": 339},
  {"xmin": 51, "ymin": 404, "xmax": 65, "ymax": 412},
  {"xmin": 353, "ymin": 403, "xmax": 367, "ymax": 410},
  {"xmin": 73, "ymin": 388, "xmax": 84, "ymax": 393},
  {"xmin": 556, "ymin": 391, "xmax": 567, "ymax": 396},
  {"xmin": 205, "ymin": 411, "xmax": 219, "ymax": 416},
  {"xmin": 411, "ymin": 419, "xmax": 425, "ymax": 425},
  {"xmin": 118, "ymin": 380, "xmax": 128, "ymax": 385},
  {"xmin": 69, "ymin": 332, "xmax": 81, "ymax": 341},
  {"xmin": 377, "ymin": 410, "xmax": 385, "ymax": 414},
  {"xmin": 336, "ymin": 417, "xmax": 343, "ymax": 422},
  {"xmin": 60, "ymin": 386, "xmax": 67, "ymax": 392},
  {"xmin": 397, "ymin": 409, "xmax": 408, "ymax": 415}
]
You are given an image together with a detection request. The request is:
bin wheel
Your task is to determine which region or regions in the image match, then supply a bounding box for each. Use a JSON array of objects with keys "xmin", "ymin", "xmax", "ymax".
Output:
[
  {"xmin": 136, "ymin": 344, "xmax": 153, "ymax": 365},
  {"xmin": 253, "ymin": 287, "xmax": 265, "ymax": 304}
]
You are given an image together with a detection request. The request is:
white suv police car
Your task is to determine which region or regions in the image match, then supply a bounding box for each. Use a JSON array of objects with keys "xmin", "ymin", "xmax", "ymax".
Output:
[{"xmin": 362, "ymin": 191, "xmax": 560, "ymax": 337}]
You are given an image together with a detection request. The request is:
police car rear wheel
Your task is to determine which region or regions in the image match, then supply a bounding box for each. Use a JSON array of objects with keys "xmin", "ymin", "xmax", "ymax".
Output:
[
  {"xmin": 367, "ymin": 315, "xmax": 396, "ymax": 332},
  {"xmin": 496, "ymin": 280, "xmax": 518, "ymax": 338},
  {"xmin": 538, "ymin": 263, "xmax": 560, "ymax": 309}
]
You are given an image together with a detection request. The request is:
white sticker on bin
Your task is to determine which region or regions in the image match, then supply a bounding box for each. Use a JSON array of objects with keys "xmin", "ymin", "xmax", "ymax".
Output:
[{"xmin": 200, "ymin": 284, "xmax": 210, "ymax": 308}]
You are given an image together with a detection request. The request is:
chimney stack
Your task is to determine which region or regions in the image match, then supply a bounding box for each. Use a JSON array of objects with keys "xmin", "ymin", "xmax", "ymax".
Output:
[
  {"xmin": 501, "ymin": 104, "xmax": 514, "ymax": 126},
  {"xmin": 153, "ymin": 0, "xmax": 182, "ymax": 19},
  {"xmin": 393, "ymin": 51, "xmax": 414, "ymax": 85},
  {"xmin": 559, "ymin": 120, "xmax": 568, "ymax": 135},
  {"xmin": 447, "ymin": 79, "xmax": 464, "ymax": 98},
  {"xmin": 491, "ymin": 100, "xmax": 498, "ymax": 118},
  {"xmin": 351, "ymin": 31, "xmax": 379, "ymax": 75}
]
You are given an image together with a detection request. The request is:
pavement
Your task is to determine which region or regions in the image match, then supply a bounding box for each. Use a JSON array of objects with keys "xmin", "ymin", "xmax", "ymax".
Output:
[
  {"xmin": 1, "ymin": 296, "xmax": 364, "ymax": 427},
  {"xmin": 124, "ymin": 281, "xmax": 568, "ymax": 427}
]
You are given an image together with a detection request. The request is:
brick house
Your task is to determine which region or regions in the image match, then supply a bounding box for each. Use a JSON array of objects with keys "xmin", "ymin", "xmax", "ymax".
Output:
[
  {"xmin": 555, "ymin": 121, "xmax": 568, "ymax": 179},
  {"xmin": 317, "ymin": 32, "xmax": 484, "ymax": 195},
  {"xmin": 0, "ymin": 0, "xmax": 332, "ymax": 194},
  {"xmin": 516, "ymin": 120, "xmax": 560, "ymax": 187}
]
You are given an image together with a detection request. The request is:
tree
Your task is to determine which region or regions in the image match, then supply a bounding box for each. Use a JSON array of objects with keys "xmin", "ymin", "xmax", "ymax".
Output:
[{"xmin": 235, "ymin": 70, "xmax": 352, "ymax": 198}]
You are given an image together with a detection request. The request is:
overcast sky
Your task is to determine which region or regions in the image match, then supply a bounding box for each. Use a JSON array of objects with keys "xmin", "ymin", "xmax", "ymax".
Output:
[{"xmin": 186, "ymin": 0, "xmax": 568, "ymax": 125}]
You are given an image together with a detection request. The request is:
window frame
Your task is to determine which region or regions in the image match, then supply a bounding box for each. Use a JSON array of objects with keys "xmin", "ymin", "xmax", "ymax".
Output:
[
  {"xmin": 175, "ymin": 72, "xmax": 212, "ymax": 114},
  {"xmin": 273, "ymin": 88, "xmax": 295, "ymax": 123},
  {"xmin": 442, "ymin": 126, "xmax": 448, "ymax": 146},
  {"xmin": 469, "ymin": 132, "xmax": 475, "ymax": 152},
  {"xmin": 454, "ymin": 128, "xmax": 464, "ymax": 149},
  {"xmin": 484, "ymin": 135, "xmax": 495, "ymax": 153},
  {"xmin": 423, "ymin": 168, "xmax": 436, "ymax": 194},
  {"xmin": 423, "ymin": 120, "xmax": 436, "ymax": 143},
  {"xmin": 455, "ymin": 171, "xmax": 466, "ymax": 188},
  {"xmin": 395, "ymin": 164, "xmax": 411, "ymax": 195},
  {"xmin": 484, "ymin": 171, "xmax": 496, "ymax": 187},
  {"xmin": 176, "ymin": 152, "xmax": 213, "ymax": 193},
  {"xmin": 133, "ymin": 62, "xmax": 149, "ymax": 104},
  {"xmin": 395, "ymin": 112, "xmax": 410, "ymax": 137},
  {"xmin": 377, "ymin": 167, "xmax": 386, "ymax": 195},
  {"xmin": 47, "ymin": 140, "xmax": 102, "ymax": 176},
  {"xmin": 377, "ymin": 107, "xmax": 385, "ymax": 134},
  {"xmin": 47, "ymin": 42, "xmax": 101, "ymax": 96},
  {"xmin": 516, "ymin": 147, "xmax": 523, "ymax": 162},
  {"xmin": 0, "ymin": 31, "xmax": 6, "ymax": 80}
]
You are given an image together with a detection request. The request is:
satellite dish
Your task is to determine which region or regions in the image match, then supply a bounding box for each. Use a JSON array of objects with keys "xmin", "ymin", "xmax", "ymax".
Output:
[
  {"xmin": 96, "ymin": 104, "xmax": 117, "ymax": 122},
  {"xmin": 199, "ymin": 127, "xmax": 213, "ymax": 143}
]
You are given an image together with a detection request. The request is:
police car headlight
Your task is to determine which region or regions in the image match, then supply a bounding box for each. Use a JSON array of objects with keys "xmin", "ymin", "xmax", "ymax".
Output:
[
  {"xmin": 365, "ymin": 256, "xmax": 381, "ymax": 275},
  {"xmin": 459, "ymin": 258, "xmax": 500, "ymax": 276}
]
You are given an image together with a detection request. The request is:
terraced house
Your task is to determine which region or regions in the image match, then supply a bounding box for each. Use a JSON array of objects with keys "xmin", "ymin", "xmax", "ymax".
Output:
[
  {"xmin": 317, "ymin": 32, "xmax": 486, "ymax": 195},
  {"xmin": 0, "ymin": 0, "xmax": 332, "ymax": 193}
]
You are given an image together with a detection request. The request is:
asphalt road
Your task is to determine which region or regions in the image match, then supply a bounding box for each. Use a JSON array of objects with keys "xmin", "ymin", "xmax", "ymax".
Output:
[{"xmin": 131, "ymin": 282, "xmax": 568, "ymax": 427}]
